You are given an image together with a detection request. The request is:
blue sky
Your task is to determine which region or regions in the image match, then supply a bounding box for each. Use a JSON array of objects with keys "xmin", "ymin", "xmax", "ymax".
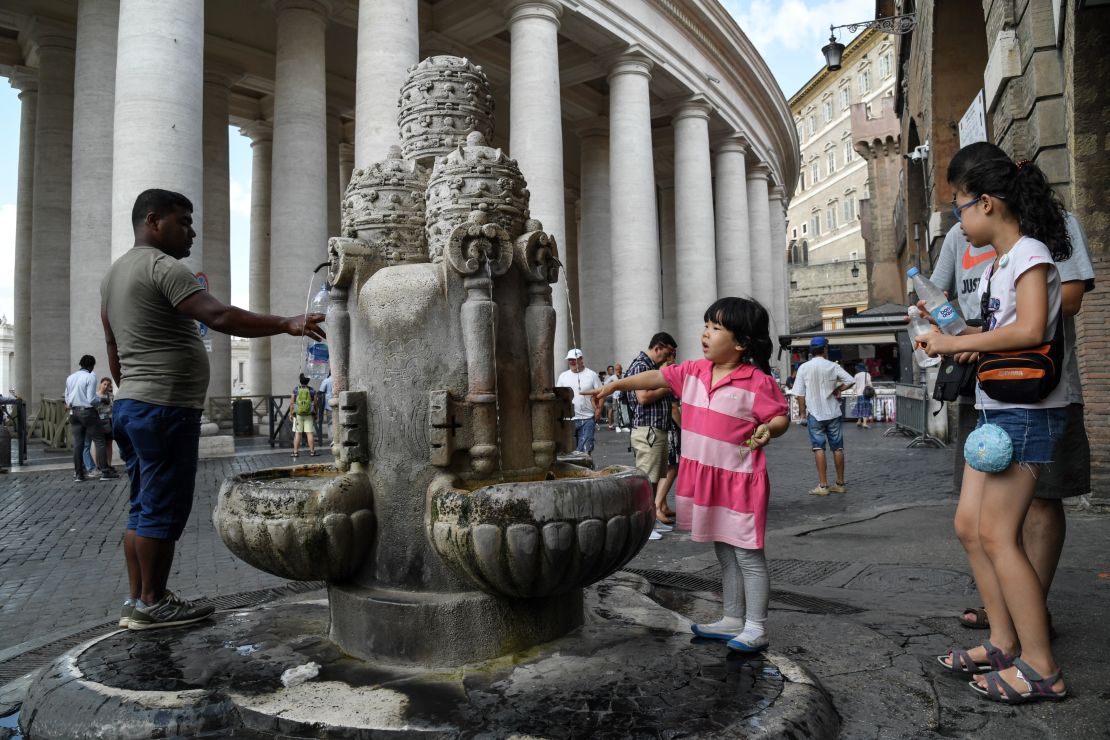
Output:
[{"xmin": 0, "ymin": 0, "xmax": 870, "ymax": 319}]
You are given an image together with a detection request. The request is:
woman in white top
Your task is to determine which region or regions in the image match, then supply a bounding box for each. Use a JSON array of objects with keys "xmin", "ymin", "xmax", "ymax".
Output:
[
  {"xmin": 850, "ymin": 363, "xmax": 873, "ymax": 428},
  {"xmin": 919, "ymin": 151, "xmax": 1072, "ymax": 704}
]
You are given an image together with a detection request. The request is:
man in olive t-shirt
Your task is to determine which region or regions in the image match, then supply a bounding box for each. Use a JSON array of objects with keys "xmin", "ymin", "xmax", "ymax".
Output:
[{"xmin": 101, "ymin": 188, "xmax": 325, "ymax": 632}]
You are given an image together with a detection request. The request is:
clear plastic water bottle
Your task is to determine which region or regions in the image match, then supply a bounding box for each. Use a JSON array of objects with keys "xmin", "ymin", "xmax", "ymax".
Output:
[
  {"xmin": 906, "ymin": 306, "xmax": 941, "ymax": 368},
  {"xmin": 304, "ymin": 285, "xmax": 330, "ymax": 380},
  {"xmin": 907, "ymin": 267, "xmax": 967, "ymax": 336}
]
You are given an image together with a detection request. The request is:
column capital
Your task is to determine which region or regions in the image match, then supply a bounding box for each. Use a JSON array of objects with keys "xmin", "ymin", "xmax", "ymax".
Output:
[
  {"xmin": 607, "ymin": 48, "xmax": 654, "ymax": 82},
  {"xmin": 672, "ymin": 95, "xmax": 713, "ymax": 124},
  {"xmin": 574, "ymin": 116, "xmax": 609, "ymax": 140},
  {"xmin": 746, "ymin": 162, "xmax": 772, "ymax": 181},
  {"xmin": 505, "ymin": 0, "xmax": 563, "ymax": 26},
  {"xmin": 240, "ymin": 120, "xmax": 274, "ymax": 145},
  {"xmin": 769, "ymin": 185, "xmax": 786, "ymax": 203},
  {"xmin": 25, "ymin": 16, "xmax": 76, "ymax": 52},
  {"xmin": 712, "ymin": 133, "xmax": 750, "ymax": 156},
  {"xmin": 8, "ymin": 66, "xmax": 38, "ymax": 95},
  {"xmin": 272, "ymin": 0, "xmax": 335, "ymax": 23}
]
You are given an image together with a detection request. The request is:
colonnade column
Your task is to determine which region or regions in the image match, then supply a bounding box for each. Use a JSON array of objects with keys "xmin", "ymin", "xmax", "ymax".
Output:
[
  {"xmin": 563, "ymin": 194, "xmax": 581, "ymax": 349},
  {"xmin": 339, "ymin": 141, "xmax": 355, "ymax": 197},
  {"xmin": 9, "ymin": 69, "xmax": 37, "ymax": 402},
  {"xmin": 508, "ymin": 0, "xmax": 568, "ymax": 364},
  {"xmin": 767, "ymin": 186, "xmax": 789, "ymax": 341},
  {"xmin": 713, "ymin": 136, "xmax": 751, "ymax": 299},
  {"xmin": 355, "ymin": 0, "xmax": 419, "ymax": 166},
  {"xmin": 112, "ymin": 0, "xmax": 204, "ymax": 265},
  {"xmin": 270, "ymin": 0, "xmax": 331, "ymax": 390},
  {"xmin": 576, "ymin": 120, "xmax": 613, "ymax": 365},
  {"xmin": 242, "ymin": 122, "xmax": 273, "ymax": 396},
  {"xmin": 658, "ymin": 180, "xmax": 677, "ymax": 340},
  {"xmin": 672, "ymin": 98, "xmax": 716, "ymax": 361},
  {"xmin": 69, "ymin": 0, "xmax": 119, "ymax": 364},
  {"xmin": 202, "ymin": 66, "xmax": 239, "ymax": 399},
  {"xmin": 608, "ymin": 52, "xmax": 661, "ymax": 367},
  {"xmin": 28, "ymin": 19, "xmax": 76, "ymax": 408},
  {"xmin": 326, "ymin": 109, "xmax": 342, "ymax": 236},
  {"xmin": 745, "ymin": 163, "xmax": 774, "ymax": 314}
]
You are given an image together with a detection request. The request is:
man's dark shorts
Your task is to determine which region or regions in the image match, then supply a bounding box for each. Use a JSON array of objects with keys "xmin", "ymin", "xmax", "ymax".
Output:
[
  {"xmin": 956, "ymin": 402, "xmax": 1090, "ymax": 499},
  {"xmin": 113, "ymin": 399, "xmax": 202, "ymax": 540}
]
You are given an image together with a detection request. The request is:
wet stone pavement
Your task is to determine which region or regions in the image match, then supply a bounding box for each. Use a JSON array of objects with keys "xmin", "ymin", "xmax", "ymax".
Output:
[{"xmin": 2, "ymin": 424, "xmax": 1110, "ymax": 738}]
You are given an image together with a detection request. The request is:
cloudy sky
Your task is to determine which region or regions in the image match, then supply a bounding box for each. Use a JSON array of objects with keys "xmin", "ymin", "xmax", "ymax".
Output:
[{"xmin": 0, "ymin": 0, "xmax": 870, "ymax": 320}]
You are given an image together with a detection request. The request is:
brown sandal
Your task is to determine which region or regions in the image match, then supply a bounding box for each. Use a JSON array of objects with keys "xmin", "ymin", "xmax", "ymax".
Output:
[{"xmin": 959, "ymin": 606, "xmax": 1057, "ymax": 640}]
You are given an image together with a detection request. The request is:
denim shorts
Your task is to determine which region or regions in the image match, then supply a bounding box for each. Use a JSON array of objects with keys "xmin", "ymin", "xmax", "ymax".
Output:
[
  {"xmin": 807, "ymin": 415, "xmax": 844, "ymax": 451},
  {"xmin": 113, "ymin": 399, "xmax": 202, "ymax": 541},
  {"xmin": 976, "ymin": 407, "xmax": 1067, "ymax": 465}
]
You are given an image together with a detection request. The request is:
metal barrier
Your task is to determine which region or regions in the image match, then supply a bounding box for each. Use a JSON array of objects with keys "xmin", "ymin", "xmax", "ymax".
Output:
[
  {"xmin": 37, "ymin": 398, "xmax": 71, "ymax": 450},
  {"xmin": 1, "ymin": 398, "xmax": 29, "ymax": 466},
  {"xmin": 267, "ymin": 394, "xmax": 329, "ymax": 448},
  {"xmin": 885, "ymin": 382, "xmax": 945, "ymax": 448}
]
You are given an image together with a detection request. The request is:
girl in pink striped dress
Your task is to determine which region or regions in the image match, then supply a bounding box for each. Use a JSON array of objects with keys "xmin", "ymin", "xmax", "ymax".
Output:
[{"xmin": 592, "ymin": 298, "xmax": 790, "ymax": 652}]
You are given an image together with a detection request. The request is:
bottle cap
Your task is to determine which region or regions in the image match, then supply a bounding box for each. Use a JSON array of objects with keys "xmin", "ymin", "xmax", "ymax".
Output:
[{"xmin": 906, "ymin": 266, "xmax": 920, "ymax": 278}]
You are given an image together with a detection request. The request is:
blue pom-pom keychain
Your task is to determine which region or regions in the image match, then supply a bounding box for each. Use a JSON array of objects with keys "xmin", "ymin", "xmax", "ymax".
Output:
[{"xmin": 964, "ymin": 423, "xmax": 1013, "ymax": 473}]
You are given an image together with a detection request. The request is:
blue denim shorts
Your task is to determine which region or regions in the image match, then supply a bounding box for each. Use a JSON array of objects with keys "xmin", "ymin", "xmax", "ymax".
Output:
[
  {"xmin": 113, "ymin": 399, "xmax": 202, "ymax": 541},
  {"xmin": 807, "ymin": 415, "xmax": 844, "ymax": 451},
  {"xmin": 976, "ymin": 407, "xmax": 1067, "ymax": 465}
]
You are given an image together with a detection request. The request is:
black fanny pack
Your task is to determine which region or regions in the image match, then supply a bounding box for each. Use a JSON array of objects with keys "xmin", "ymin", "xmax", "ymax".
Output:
[{"xmin": 975, "ymin": 318, "xmax": 1064, "ymax": 403}]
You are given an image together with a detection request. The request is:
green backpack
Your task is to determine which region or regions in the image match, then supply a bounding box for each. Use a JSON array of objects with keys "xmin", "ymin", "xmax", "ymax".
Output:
[{"xmin": 294, "ymin": 386, "xmax": 313, "ymax": 416}]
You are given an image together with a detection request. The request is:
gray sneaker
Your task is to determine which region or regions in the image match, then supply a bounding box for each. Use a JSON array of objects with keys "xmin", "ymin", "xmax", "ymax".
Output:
[
  {"xmin": 128, "ymin": 591, "xmax": 214, "ymax": 631},
  {"xmin": 118, "ymin": 601, "xmax": 135, "ymax": 628}
]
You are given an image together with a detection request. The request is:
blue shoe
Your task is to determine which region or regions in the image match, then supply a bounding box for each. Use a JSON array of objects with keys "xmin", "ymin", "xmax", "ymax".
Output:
[
  {"xmin": 691, "ymin": 623, "xmax": 739, "ymax": 642},
  {"xmin": 727, "ymin": 634, "xmax": 769, "ymax": 653}
]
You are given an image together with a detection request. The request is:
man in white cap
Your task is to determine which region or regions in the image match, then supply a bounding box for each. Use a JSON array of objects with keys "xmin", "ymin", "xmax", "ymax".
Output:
[{"xmin": 556, "ymin": 349, "xmax": 603, "ymax": 453}]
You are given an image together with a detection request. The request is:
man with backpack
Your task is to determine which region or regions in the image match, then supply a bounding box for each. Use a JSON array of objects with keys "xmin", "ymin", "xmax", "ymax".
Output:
[{"xmin": 288, "ymin": 374, "xmax": 319, "ymax": 458}]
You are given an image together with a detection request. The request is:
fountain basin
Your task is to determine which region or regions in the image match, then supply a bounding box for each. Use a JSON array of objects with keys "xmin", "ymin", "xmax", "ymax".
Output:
[
  {"xmin": 428, "ymin": 464, "xmax": 653, "ymax": 598},
  {"xmin": 214, "ymin": 464, "xmax": 374, "ymax": 582}
]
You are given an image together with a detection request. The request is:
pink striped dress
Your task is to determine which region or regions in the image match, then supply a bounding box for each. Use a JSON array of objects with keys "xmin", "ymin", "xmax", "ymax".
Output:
[{"xmin": 661, "ymin": 360, "xmax": 789, "ymax": 549}]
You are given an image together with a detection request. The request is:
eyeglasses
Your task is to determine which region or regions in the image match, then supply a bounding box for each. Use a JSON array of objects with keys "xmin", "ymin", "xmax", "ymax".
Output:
[{"xmin": 952, "ymin": 197, "xmax": 979, "ymax": 222}]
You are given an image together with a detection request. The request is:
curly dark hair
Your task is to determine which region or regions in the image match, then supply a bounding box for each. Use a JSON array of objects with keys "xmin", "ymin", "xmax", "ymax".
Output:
[
  {"xmin": 947, "ymin": 145, "xmax": 1071, "ymax": 262},
  {"xmin": 702, "ymin": 297, "xmax": 774, "ymax": 376}
]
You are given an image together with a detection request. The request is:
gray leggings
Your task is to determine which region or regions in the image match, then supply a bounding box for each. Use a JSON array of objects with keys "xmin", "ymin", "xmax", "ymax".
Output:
[{"xmin": 715, "ymin": 541, "xmax": 769, "ymax": 623}]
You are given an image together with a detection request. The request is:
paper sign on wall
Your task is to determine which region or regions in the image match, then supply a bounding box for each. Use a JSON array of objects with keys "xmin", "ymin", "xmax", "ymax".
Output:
[{"xmin": 959, "ymin": 90, "xmax": 987, "ymax": 147}]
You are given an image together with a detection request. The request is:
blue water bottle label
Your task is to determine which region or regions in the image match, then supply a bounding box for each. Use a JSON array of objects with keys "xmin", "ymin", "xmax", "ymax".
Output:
[{"xmin": 930, "ymin": 303, "xmax": 958, "ymax": 330}]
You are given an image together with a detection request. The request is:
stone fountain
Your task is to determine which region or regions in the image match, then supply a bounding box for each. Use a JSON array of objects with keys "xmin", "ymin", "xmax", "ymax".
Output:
[{"xmin": 15, "ymin": 57, "xmax": 836, "ymax": 739}]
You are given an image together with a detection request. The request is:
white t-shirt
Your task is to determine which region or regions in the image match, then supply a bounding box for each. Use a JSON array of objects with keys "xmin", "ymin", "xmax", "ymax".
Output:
[
  {"xmin": 976, "ymin": 236, "xmax": 1066, "ymax": 410},
  {"xmin": 556, "ymin": 367, "xmax": 603, "ymax": 420},
  {"xmin": 851, "ymin": 371, "xmax": 872, "ymax": 397},
  {"xmin": 603, "ymin": 372, "xmax": 622, "ymax": 400},
  {"xmin": 792, "ymin": 356, "xmax": 855, "ymax": 421}
]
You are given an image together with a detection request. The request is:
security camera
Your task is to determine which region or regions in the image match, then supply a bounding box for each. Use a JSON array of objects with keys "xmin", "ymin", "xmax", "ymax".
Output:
[{"xmin": 902, "ymin": 144, "xmax": 930, "ymax": 162}]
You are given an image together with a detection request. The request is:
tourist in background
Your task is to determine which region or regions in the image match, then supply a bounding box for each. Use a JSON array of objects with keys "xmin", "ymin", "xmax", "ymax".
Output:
[
  {"xmin": 556, "ymin": 349, "xmax": 603, "ymax": 454},
  {"xmin": 288, "ymin": 374, "xmax": 319, "ymax": 458},
  {"xmin": 792, "ymin": 337, "xmax": 854, "ymax": 496},
  {"xmin": 94, "ymin": 377, "xmax": 116, "ymax": 470},
  {"xmin": 851, "ymin": 363, "xmax": 874, "ymax": 429},
  {"xmin": 622, "ymin": 333, "xmax": 677, "ymax": 499},
  {"xmin": 64, "ymin": 354, "xmax": 117, "ymax": 482}
]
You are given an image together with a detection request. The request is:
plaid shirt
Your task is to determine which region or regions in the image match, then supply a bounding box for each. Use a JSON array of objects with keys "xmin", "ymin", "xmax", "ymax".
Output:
[{"xmin": 625, "ymin": 351, "xmax": 671, "ymax": 429}]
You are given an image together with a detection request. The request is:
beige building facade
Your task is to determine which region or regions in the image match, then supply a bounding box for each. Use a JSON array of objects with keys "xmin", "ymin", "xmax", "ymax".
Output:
[{"xmin": 785, "ymin": 27, "xmax": 896, "ymax": 331}]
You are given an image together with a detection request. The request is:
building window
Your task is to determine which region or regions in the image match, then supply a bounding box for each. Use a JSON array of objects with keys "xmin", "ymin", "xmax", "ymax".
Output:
[
  {"xmin": 879, "ymin": 53, "xmax": 892, "ymax": 78},
  {"xmin": 844, "ymin": 139, "xmax": 855, "ymax": 163},
  {"xmin": 801, "ymin": 223, "xmax": 808, "ymax": 235},
  {"xmin": 822, "ymin": 98, "xmax": 833, "ymax": 122},
  {"xmin": 811, "ymin": 212, "xmax": 821, "ymax": 237},
  {"xmin": 810, "ymin": 161, "xmax": 819, "ymax": 185},
  {"xmin": 827, "ymin": 203, "xmax": 837, "ymax": 230},
  {"xmin": 865, "ymin": 102, "xmax": 874, "ymax": 118},
  {"xmin": 807, "ymin": 114, "xmax": 816, "ymax": 135},
  {"xmin": 849, "ymin": 250, "xmax": 858, "ymax": 260},
  {"xmin": 859, "ymin": 69, "xmax": 871, "ymax": 94},
  {"xmin": 792, "ymin": 227, "xmax": 798, "ymax": 238},
  {"xmin": 843, "ymin": 196, "xmax": 855, "ymax": 222},
  {"xmin": 826, "ymin": 149, "xmax": 836, "ymax": 175},
  {"xmin": 237, "ymin": 362, "xmax": 244, "ymax": 383},
  {"xmin": 840, "ymin": 86, "xmax": 850, "ymax": 111},
  {"xmin": 799, "ymin": 169, "xmax": 806, "ymax": 190},
  {"xmin": 796, "ymin": 122, "xmax": 804, "ymax": 142}
]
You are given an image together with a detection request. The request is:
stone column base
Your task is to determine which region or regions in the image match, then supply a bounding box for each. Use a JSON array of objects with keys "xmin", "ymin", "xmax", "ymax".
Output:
[{"xmin": 328, "ymin": 583, "xmax": 583, "ymax": 667}]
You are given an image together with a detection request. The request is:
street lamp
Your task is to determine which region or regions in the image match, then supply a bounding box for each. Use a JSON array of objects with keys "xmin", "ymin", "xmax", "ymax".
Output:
[
  {"xmin": 850, "ymin": 261, "xmax": 860, "ymax": 278},
  {"xmin": 822, "ymin": 14, "xmax": 917, "ymax": 72}
]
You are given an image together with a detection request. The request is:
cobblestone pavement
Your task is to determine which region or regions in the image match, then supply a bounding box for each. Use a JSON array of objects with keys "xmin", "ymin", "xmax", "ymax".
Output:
[
  {"xmin": 3, "ymin": 422, "xmax": 1108, "ymax": 738},
  {"xmin": 0, "ymin": 451, "xmax": 304, "ymax": 653}
]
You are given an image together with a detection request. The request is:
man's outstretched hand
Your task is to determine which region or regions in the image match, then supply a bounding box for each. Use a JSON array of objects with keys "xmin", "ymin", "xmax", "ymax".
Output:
[{"xmin": 285, "ymin": 313, "xmax": 326, "ymax": 341}]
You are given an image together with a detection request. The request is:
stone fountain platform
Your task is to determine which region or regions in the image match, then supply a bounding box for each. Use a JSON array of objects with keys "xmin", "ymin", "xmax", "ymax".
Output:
[{"xmin": 18, "ymin": 573, "xmax": 837, "ymax": 739}]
